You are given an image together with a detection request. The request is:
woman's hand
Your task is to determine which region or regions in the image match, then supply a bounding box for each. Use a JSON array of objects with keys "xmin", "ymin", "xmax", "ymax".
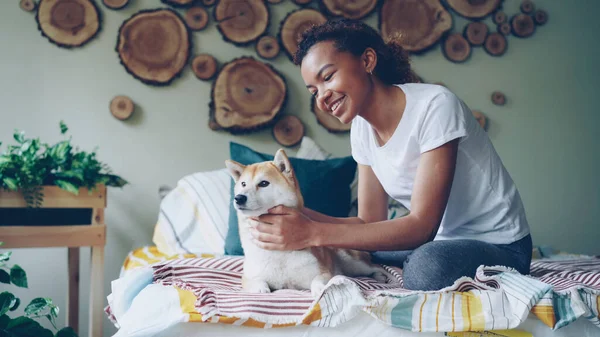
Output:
[{"xmin": 251, "ymin": 205, "xmax": 316, "ymax": 251}]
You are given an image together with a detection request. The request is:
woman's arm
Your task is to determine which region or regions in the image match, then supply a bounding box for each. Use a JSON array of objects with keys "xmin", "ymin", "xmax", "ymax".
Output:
[{"xmin": 253, "ymin": 139, "xmax": 458, "ymax": 251}]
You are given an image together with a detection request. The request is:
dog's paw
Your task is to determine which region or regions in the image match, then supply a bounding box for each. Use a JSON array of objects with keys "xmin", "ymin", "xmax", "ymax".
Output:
[
  {"xmin": 372, "ymin": 270, "xmax": 388, "ymax": 283},
  {"xmin": 247, "ymin": 281, "xmax": 271, "ymax": 294}
]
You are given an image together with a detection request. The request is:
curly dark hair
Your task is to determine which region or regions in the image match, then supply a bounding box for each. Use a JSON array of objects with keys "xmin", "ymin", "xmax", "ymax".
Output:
[{"xmin": 293, "ymin": 19, "xmax": 418, "ymax": 85}]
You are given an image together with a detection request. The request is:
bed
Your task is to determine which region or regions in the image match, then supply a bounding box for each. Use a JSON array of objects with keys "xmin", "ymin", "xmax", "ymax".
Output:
[{"xmin": 106, "ymin": 138, "xmax": 599, "ymax": 337}]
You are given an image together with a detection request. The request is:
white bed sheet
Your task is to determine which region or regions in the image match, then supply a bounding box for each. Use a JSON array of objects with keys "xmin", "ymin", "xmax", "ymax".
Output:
[{"xmin": 151, "ymin": 312, "xmax": 598, "ymax": 337}]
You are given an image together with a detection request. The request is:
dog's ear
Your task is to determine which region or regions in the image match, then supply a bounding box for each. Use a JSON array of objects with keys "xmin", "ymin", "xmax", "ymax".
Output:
[
  {"xmin": 274, "ymin": 149, "xmax": 294, "ymax": 181},
  {"xmin": 225, "ymin": 160, "xmax": 245, "ymax": 182}
]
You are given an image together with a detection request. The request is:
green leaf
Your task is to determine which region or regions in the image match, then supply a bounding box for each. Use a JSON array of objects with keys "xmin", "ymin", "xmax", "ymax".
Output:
[
  {"xmin": 60, "ymin": 121, "xmax": 68, "ymax": 135},
  {"xmin": 6, "ymin": 316, "xmax": 54, "ymax": 337},
  {"xmin": 55, "ymin": 180, "xmax": 79, "ymax": 195},
  {"xmin": 13, "ymin": 131, "xmax": 25, "ymax": 144},
  {"xmin": 106, "ymin": 174, "xmax": 128, "ymax": 187},
  {"xmin": 0, "ymin": 251, "xmax": 12, "ymax": 263},
  {"xmin": 50, "ymin": 306, "xmax": 59, "ymax": 318},
  {"xmin": 56, "ymin": 327, "xmax": 78, "ymax": 337},
  {"xmin": 0, "ymin": 155, "xmax": 10, "ymax": 165},
  {"xmin": 24, "ymin": 298, "xmax": 53, "ymax": 317},
  {"xmin": 10, "ymin": 265, "xmax": 27, "ymax": 288},
  {"xmin": 0, "ymin": 314, "xmax": 9, "ymax": 329},
  {"xmin": 10, "ymin": 298, "xmax": 20, "ymax": 312},
  {"xmin": 0, "ymin": 292, "xmax": 16, "ymax": 316},
  {"xmin": 0, "ymin": 270, "xmax": 10, "ymax": 284},
  {"xmin": 3, "ymin": 178, "xmax": 18, "ymax": 191}
]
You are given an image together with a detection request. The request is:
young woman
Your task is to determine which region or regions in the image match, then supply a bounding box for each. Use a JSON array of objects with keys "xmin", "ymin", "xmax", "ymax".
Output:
[{"xmin": 251, "ymin": 19, "xmax": 532, "ymax": 291}]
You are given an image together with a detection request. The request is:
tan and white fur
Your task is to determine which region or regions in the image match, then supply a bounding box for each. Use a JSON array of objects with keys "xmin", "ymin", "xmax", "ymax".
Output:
[{"xmin": 225, "ymin": 149, "xmax": 392, "ymax": 298}]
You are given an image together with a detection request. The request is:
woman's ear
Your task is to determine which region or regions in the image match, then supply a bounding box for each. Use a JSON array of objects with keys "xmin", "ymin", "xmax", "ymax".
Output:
[{"xmin": 362, "ymin": 47, "xmax": 378, "ymax": 74}]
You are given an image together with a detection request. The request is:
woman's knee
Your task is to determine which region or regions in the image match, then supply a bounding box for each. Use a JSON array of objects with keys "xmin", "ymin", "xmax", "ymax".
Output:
[{"xmin": 402, "ymin": 243, "xmax": 459, "ymax": 291}]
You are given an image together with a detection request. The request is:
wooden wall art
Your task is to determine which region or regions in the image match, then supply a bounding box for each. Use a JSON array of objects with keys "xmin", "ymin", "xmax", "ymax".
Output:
[
  {"xmin": 20, "ymin": 0, "xmax": 36, "ymax": 12},
  {"xmin": 256, "ymin": 36, "xmax": 280, "ymax": 60},
  {"xmin": 185, "ymin": 7, "xmax": 209, "ymax": 31},
  {"xmin": 445, "ymin": 0, "xmax": 501, "ymax": 19},
  {"xmin": 110, "ymin": 95, "xmax": 135, "ymax": 120},
  {"xmin": 273, "ymin": 115, "xmax": 305, "ymax": 147},
  {"xmin": 293, "ymin": 0, "xmax": 312, "ymax": 5},
  {"xmin": 209, "ymin": 57, "xmax": 287, "ymax": 134},
  {"xmin": 464, "ymin": 22, "xmax": 488, "ymax": 46},
  {"xmin": 443, "ymin": 33, "xmax": 471, "ymax": 63},
  {"xmin": 311, "ymin": 98, "xmax": 351, "ymax": 133},
  {"xmin": 491, "ymin": 91, "xmax": 506, "ymax": 106},
  {"xmin": 161, "ymin": 0, "xmax": 194, "ymax": 7},
  {"xmin": 267, "ymin": 0, "xmax": 283, "ymax": 4},
  {"xmin": 484, "ymin": 32, "xmax": 507, "ymax": 56},
  {"xmin": 214, "ymin": 0, "xmax": 269, "ymax": 46},
  {"xmin": 36, "ymin": 0, "xmax": 101, "ymax": 49},
  {"xmin": 116, "ymin": 9, "xmax": 191, "ymax": 86},
  {"xmin": 379, "ymin": 0, "xmax": 452, "ymax": 53},
  {"xmin": 192, "ymin": 54, "xmax": 218, "ymax": 80},
  {"xmin": 511, "ymin": 13, "xmax": 535, "ymax": 38},
  {"xmin": 279, "ymin": 9, "xmax": 327, "ymax": 61},
  {"xmin": 534, "ymin": 10, "xmax": 548, "ymax": 25},
  {"xmin": 319, "ymin": 0, "xmax": 378, "ymax": 20},
  {"xmin": 103, "ymin": 0, "xmax": 129, "ymax": 10}
]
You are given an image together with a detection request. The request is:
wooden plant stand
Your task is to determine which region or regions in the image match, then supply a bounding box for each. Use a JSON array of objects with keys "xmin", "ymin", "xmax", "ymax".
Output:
[{"xmin": 0, "ymin": 185, "xmax": 107, "ymax": 337}]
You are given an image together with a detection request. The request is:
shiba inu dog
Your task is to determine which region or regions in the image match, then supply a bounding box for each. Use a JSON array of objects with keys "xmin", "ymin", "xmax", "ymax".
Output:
[{"xmin": 225, "ymin": 149, "xmax": 393, "ymax": 298}]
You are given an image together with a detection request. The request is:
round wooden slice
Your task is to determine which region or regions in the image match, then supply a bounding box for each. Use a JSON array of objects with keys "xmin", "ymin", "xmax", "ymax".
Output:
[
  {"xmin": 293, "ymin": 0, "xmax": 312, "ymax": 5},
  {"xmin": 443, "ymin": 33, "xmax": 471, "ymax": 63},
  {"xmin": 192, "ymin": 54, "xmax": 218, "ymax": 80},
  {"xmin": 210, "ymin": 57, "xmax": 287, "ymax": 133},
  {"xmin": 268, "ymin": 0, "xmax": 283, "ymax": 3},
  {"xmin": 379, "ymin": 0, "xmax": 452, "ymax": 53},
  {"xmin": 279, "ymin": 9, "xmax": 327, "ymax": 61},
  {"xmin": 534, "ymin": 10, "xmax": 548, "ymax": 26},
  {"xmin": 498, "ymin": 22, "xmax": 511, "ymax": 36},
  {"xmin": 520, "ymin": 0, "xmax": 535, "ymax": 14},
  {"xmin": 117, "ymin": 9, "xmax": 191, "ymax": 86},
  {"xmin": 256, "ymin": 35, "xmax": 280, "ymax": 59},
  {"xmin": 273, "ymin": 115, "xmax": 305, "ymax": 147},
  {"xmin": 36, "ymin": 0, "xmax": 100, "ymax": 49},
  {"xmin": 511, "ymin": 13, "xmax": 535, "ymax": 38},
  {"xmin": 110, "ymin": 96, "xmax": 135, "ymax": 120},
  {"xmin": 464, "ymin": 21, "xmax": 488, "ymax": 46},
  {"xmin": 319, "ymin": 0, "xmax": 378, "ymax": 20},
  {"xmin": 472, "ymin": 110, "xmax": 487, "ymax": 131},
  {"xmin": 103, "ymin": 0, "xmax": 128, "ymax": 10},
  {"xmin": 446, "ymin": 0, "xmax": 501, "ymax": 19},
  {"xmin": 161, "ymin": 0, "xmax": 194, "ymax": 7},
  {"xmin": 484, "ymin": 32, "xmax": 507, "ymax": 56},
  {"xmin": 20, "ymin": 0, "xmax": 36, "ymax": 12},
  {"xmin": 202, "ymin": 0, "xmax": 217, "ymax": 6},
  {"xmin": 493, "ymin": 11, "xmax": 506, "ymax": 24},
  {"xmin": 311, "ymin": 98, "xmax": 351, "ymax": 133},
  {"xmin": 214, "ymin": 0, "xmax": 269, "ymax": 46},
  {"xmin": 185, "ymin": 7, "xmax": 209, "ymax": 31},
  {"xmin": 491, "ymin": 91, "xmax": 506, "ymax": 105}
]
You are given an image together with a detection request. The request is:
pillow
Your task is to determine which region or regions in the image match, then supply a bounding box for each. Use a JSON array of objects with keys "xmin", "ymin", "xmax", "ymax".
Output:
[
  {"xmin": 296, "ymin": 137, "xmax": 409, "ymax": 220},
  {"xmin": 224, "ymin": 142, "xmax": 357, "ymax": 256},
  {"xmin": 152, "ymin": 168, "xmax": 231, "ymax": 256}
]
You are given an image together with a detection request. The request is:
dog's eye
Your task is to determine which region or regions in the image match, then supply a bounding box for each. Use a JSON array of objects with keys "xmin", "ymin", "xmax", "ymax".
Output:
[
  {"xmin": 241, "ymin": 182, "xmax": 246, "ymax": 187},
  {"xmin": 257, "ymin": 181, "xmax": 270, "ymax": 188}
]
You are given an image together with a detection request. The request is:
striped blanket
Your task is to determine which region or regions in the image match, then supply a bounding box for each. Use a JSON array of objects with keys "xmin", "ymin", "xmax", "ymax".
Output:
[{"xmin": 106, "ymin": 247, "xmax": 600, "ymax": 336}]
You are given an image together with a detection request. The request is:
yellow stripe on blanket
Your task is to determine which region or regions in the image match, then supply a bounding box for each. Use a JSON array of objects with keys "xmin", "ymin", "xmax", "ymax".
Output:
[
  {"xmin": 301, "ymin": 303, "xmax": 322, "ymax": 325},
  {"xmin": 531, "ymin": 305, "xmax": 556, "ymax": 328},
  {"xmin": 122, "ymin": 246, "xmax": 212, "ymax": 272},
  {"xmin": 461, "ymin": 292, "xmax": 484, "ymax": 331}
]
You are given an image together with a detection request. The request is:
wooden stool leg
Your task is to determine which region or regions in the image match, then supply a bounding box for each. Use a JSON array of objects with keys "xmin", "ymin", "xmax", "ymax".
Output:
[
  {"xmin": 89, "ymin": 245, "xmax": 104, "ymax": 337},
  {"xmin": 67, "ymin": 247, "xmax": 80, "ymax": 334}
]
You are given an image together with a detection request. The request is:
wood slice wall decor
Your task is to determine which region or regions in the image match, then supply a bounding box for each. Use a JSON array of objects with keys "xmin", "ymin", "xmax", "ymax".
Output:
[
  {"xmin": 493, "ymin": 11, "xmax": 506, "ymax": 24},
  {"xmin": 161, "ymin": 0, "xmax": 194, "ymax": 7},
  {"xmin": 279, "ymin": 9, "xmax": 327, "ymax": 61},
  {"xmin": 185, "ymin": 7, "xmax": 209, "ymax": 31},
  {"xmin": 192, "ymin": 54, "xmax": 218, "ymax": 80},
  {"xmin": 511, "ymin": 13, "xmax": 535, "ymax": 38},
  {"xmin": 319, "ymin": 0, "xmax": 378, "ymax": 20},
  {"xmin": 117, "ymin": 9, "xmax": 191, "ymax": 86},
  {"xmin": 214, "ymin": 0, "xmax": 269, "ymax": 46},
  {"xmin": 484, "ymin": 32, "xmax": 507, "ymax": 56},
  {"xmin": 20, "ymin": 0, "xmax": 36, "ymax": 12},
  {"xmin": 491, "ymin": 91, "xmax": 506, "ymax": 105},
  {"xmin": 202, "ymin": 0, "xmax": 217, "ymax": 6},
  {"xmin": 445, "ymin": 0, "xmax": 502, "ymax": 19},
  {"xmin": 209, "ymin": 57, "xmax": 287, "ymax": 134},
  {"xmin": 103, "ymin": 0, "xmax": 129, "ymax": 10},
  {"xmin": 110, "ymin": 95, "xmax": 135, "ymax": 120},
  {"xmin": 36, "ymin": 0, "xmax": 101, "ymax": 49},
  {"xmin": 534, "ymin": 10, "xmax": 548, "ymax": 25},
  {"xmin": 268, "ymin": 0, "xmax": 283, "ymax": 4},
  {"xmin": 443, "ymin": 33, "xmax": 471, "ymax": 63},
  {"xmin": 311, "ymin": 98, "xmax": 351, "ymax": 133},
  {"xmin": 520, "ymin": 0, "xmax": 535, "ymax": 14},
  {"xmin": 464, "ymin": 22, "xmax": 488, "ymax": 46},
  {"xmin": 379, "ymin": 0, "xmax": 452, "ymax": 53},
  {"xmin": 256, "ymin": 36, "xmax": 280, "ymax": 59},
  {"xmin": 273, "ymin": 115, "xmax": 305, "ymax": 147},
  {"xmin": 498, "ymin": 22, "xmax": 511, "ymax": 36},
  {"xmin": 293, "ymin": 0, "xmax": 312, "ymax": 5}
]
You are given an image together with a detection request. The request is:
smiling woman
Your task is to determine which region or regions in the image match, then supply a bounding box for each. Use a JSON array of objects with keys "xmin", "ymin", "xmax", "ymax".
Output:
[{"xmin": 249, "ymin": 19, "xmax": 534, "ymax": 292}]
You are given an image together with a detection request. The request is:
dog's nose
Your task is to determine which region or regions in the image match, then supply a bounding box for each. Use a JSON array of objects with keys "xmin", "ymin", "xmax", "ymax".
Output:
[{"xmin": 234, "ymin": 194, "xmax": 247, "ymax": 205}]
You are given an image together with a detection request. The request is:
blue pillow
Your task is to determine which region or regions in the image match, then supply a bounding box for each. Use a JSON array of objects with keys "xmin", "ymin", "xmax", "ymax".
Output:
[{"xmin": 224, "ymin": 142, "xmax": 357, "ymax": 256}]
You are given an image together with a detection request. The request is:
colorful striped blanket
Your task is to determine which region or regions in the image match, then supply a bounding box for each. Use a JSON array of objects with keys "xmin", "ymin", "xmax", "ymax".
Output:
[{"xmin": 106, "ymin": 247, "xmax": 600, "ymax": 336}]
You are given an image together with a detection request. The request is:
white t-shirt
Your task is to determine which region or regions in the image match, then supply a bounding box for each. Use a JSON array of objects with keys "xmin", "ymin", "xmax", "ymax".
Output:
[{"xmin": 351, "ymin": 83, "xmax": 530, "ymax": 245}]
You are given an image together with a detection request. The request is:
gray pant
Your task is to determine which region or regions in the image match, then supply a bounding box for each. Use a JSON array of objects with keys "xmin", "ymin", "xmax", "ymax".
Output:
[{"xmin": 371, "ymin": 234, "xmax": 533, "ymax": 291}]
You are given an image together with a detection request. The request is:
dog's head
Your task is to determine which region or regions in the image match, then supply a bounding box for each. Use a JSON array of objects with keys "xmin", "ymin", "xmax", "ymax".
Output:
[{"xmin": 225, "ymin": 149, "xmax": 304, "ymax": 218}]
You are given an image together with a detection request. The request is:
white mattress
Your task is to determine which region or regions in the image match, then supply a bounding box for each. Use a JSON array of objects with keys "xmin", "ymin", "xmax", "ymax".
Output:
[{"xmin": 152, "ymin": 312, "xmax": 598, "ymax": 337}]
